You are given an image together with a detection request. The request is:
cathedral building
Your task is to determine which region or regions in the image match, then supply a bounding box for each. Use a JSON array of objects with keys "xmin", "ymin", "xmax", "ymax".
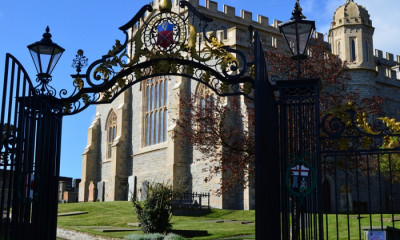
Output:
[{"xmin": 78, "ymin": 0, "xmax": 400, "ymax": 210}]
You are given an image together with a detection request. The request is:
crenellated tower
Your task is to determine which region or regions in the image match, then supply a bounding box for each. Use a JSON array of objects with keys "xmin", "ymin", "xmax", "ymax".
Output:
[
  {"xmin": 329, "ymin": 0, "xmax": 375, "ymax": 70},
  {"xmin": 329, "ymin": 0, "xmax": 377, "ymax": 98}
]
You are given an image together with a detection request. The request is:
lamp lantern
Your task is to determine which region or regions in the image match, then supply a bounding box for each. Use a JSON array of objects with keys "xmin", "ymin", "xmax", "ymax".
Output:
[
  {"xmin": 27, "ymin": 26, "xmax": 65, "ymax": 80},
  {"xmin": 279, "ymin": 0, "xmax": 315, "ymax": 78}
]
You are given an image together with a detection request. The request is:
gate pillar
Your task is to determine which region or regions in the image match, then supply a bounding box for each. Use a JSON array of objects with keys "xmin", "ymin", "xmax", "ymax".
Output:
[
  {"xmin": 11, "ymin": 97, "xmax": 63, "ymax": 240},
  {"xmin": 277, "ymin": 79, "xmax": 322, "ymax": 240},
  {"xmin": 254, "ymin": 31, "xmax": 280, "ymax": 239},
  {"xmin": 1, "ymin": 54, "xmax": 63, "ymax": 240}
]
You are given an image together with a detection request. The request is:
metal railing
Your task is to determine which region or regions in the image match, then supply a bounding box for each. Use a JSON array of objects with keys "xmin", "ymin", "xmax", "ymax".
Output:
[{"xmin": 173, "ymin": 192, "xmax": 210, "ymax": 209}]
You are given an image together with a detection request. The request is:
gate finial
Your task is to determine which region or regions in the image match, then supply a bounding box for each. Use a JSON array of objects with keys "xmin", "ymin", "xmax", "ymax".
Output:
[{"xmin": 159, "ymin": 0, "xmax": 172, "ymax": 11}]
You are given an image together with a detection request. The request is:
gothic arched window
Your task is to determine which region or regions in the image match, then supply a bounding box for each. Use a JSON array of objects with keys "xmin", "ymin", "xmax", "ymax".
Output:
[
  {"xmin": 143, "ymin": 76, "xmax": 168, "ymax": 146},
  {"xmin": 196, "ymin": 83, "xmax": 216, "ymax": 132},
  {"xmin": 365, "ymin": 40, "xmax": 369, "ymax": 62},
  {"xmin": 106, "ymin": 110, "xmax": 117, "ymax": 159}
]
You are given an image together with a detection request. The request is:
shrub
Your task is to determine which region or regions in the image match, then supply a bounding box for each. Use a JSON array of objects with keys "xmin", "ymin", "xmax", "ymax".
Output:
[
  {"xmin": 124, "ymin": 233, "xmax": 164, "ymax": 240},
  {"xmin": 123, "ymin": 233, "xmax": 186, "ymax": 240},
  {"xmin": 132, "ymin": 182, "xmax": 173, "ymax": 234},
  {"xmin": 164, "ymin": 233, "xmax": 186, "ymax": 240}
]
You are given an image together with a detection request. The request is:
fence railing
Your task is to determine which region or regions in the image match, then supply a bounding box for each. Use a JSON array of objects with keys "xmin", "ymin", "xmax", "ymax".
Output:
[{"xmin": 173, "ymin": 192, "xmax": 210, "ymax": 209}]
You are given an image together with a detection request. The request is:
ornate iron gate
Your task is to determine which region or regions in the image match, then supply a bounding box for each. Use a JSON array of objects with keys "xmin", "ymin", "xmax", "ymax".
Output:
[
  {"xmin": 320, "ymin": 111, "xmax": 400, "ymax": 239},
  {"xmin": 277, "ymin": 79, "xmax": 322, "ymax": 239},
  {"xmin": 0, "ymin": 54, "xmax": 62, "ymax": 239}
]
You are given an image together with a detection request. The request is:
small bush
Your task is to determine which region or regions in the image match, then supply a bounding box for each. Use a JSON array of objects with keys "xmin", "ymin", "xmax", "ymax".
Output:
[
  {"xmin": 124, "ymin": 233, "xmax": 164, "ymax": 240},
  {"xmin": 164, "ymin": 233, "xmax": 186, "ymax": 240},
  {"xmin": 132, "ymin": 182, "xmax": 173, "ymax": 234},
  {"xmin": 124, "ymin": 233, "xmax": 186, "ymax": 240}
]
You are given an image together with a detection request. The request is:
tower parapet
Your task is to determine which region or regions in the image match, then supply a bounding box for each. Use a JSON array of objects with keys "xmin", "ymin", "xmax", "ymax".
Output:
[
  {"xmin": 374, "ymin": 49, "xmax": 400, "ymax": 80},
  {"xmin": 329, "ymin": 0, "xmax": 375, "ymax": 71},
  {"xmin": 154, "ymin": 0, "xmax": 325, "ymax": 38}
]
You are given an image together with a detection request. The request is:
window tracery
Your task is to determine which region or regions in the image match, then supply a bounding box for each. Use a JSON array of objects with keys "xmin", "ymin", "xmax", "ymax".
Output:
[{"xmin": 143, "ymin": 76, "xmax": 168, "ymax": 146}]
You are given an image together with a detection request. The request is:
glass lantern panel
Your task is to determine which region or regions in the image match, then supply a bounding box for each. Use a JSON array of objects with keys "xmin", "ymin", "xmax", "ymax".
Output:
[
  {"xmin": 296, "ymin": 22, "xmax": 314, "ymax": 56},
  {"xmin": 48, "ymin": 51, "xmax": 63, "ymax": 75},
  {"xmin": 37, "ymin": 44, "xmax": 56, "ymax": 75},
  {"xmin": 29, "ymin": 48, "xmax": 41, "ymax": 74},
  {"xmin": 280, "ymin": 21, "xmax": 298, "ymax": 56},
  {"xmin": 40, "ymin": 53, "xmax": 52, "ymax": 75}
]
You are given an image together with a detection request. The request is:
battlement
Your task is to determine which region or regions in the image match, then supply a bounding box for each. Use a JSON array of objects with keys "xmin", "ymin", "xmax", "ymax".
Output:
[
  {"xmin": 148, "ymin": 0, "xmax": 325, "ymax": 39},
  {"xmin": 373, "ymin": 49, "xmax": 400, "ymax": 81},
  {"xmin": 374, "ymin": 49, "xmax": 400, "ymax": 66}
]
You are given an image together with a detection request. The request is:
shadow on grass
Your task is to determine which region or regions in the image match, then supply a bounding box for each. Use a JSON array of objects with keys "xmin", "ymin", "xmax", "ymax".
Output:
[
  {"xmin": 206, "ymin": 210, "xmax": 237, "ymax": 218},
  {"xmin": 172, "ymin": 208, "xmax": 211, "ymax": 216},
  {"xmin": 171, "ymin": 229, "xmax": 209, "ymax": 238},
  {"xmin": 173, "ymin": 208, "xmax": 239, "ymax": 219}
]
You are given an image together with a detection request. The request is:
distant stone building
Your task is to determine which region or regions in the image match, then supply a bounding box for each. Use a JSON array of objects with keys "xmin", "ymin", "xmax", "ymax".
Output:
[
  {"xmin": 79, "ymin": 0, "xmax": 400, "ymax": 210},
  {"xmin": 59, "ymin": 177, "xmax": 80, "ymax": 203}
]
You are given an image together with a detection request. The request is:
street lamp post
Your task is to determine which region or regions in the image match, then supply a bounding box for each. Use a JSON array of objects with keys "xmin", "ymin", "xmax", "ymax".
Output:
[
  {"xmin": 279, "ymin": 0, "xmax": 315, "ymax": 79},
  {"xmin": 277, "ymin": 2, "xmax": 320, "ymax": 239},
  {"xmin": 22, "ymin": 26, "xmax": 65, "ymax": 239}
]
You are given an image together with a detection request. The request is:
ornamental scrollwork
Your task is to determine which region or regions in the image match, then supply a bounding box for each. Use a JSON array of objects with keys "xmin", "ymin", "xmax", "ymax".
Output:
[
  {"xmin": 320, "ymin": 106, "xmax": 400, "ymax": 151},
  {"xmin": 56, "ymin": 0, "xmax": 253, "ymax": 115}
]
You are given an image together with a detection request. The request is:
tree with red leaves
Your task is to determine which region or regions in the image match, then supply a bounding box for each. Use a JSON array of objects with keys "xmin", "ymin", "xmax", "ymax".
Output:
[
  {"xmin": 266, "ymin": 38, "xmax": 383, "ymax": 115},
  {"xmin": 174, "ymin": 38, "xmax": 384, "ymax": 194},
  {"xmin": 174, "ymin": 94, "xmax": 254, "ymax": 195}
]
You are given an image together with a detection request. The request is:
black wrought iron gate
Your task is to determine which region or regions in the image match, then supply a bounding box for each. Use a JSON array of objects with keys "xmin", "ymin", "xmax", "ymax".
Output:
[
  {"xmin": 254, "ymin": 30, "xmax": 323, "ymax": 239},
  {"xmin": 277, "ymin": 79, "xmax": 322, "ymax": 239},
  {"xmin": 0, "ymin": 54, "xmax": 62, "ymax": 239}
]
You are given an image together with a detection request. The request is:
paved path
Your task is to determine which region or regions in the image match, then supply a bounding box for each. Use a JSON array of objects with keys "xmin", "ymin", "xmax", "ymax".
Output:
[{"xmin": 57, "ymin": 227, "xmax": 116, "ymax": 240}]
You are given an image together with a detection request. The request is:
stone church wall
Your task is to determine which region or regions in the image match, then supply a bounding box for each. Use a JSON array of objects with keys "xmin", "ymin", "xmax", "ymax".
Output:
[
  {"xmin": 133, "ymin": 148, "xmax": 169, "ymax": 192},
  {"xmin": 130, "ymin": 83, "xmax": 142, "ymax": 151}
]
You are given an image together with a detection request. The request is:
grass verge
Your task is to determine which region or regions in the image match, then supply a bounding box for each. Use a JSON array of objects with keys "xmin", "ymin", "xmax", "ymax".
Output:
[
  {"xmin": 57, "ymin": 201, "xmax": 255, "ymax": 239},
  {"xmin": 59, "ymin": 202, "xmax": 400, "ymax": 239}
]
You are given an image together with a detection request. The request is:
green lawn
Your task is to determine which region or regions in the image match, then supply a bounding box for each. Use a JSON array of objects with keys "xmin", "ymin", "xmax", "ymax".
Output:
[
  {"xmin": 323, "ymin": 213, "xmax": 400, "ymax": 240},
  {"xmin": 57, "ymin": 201, "xmax": 255, "ymax": 239},
  {"xmin": 58, "ymin": 202, "xmax": 400, "ymax": 240}
]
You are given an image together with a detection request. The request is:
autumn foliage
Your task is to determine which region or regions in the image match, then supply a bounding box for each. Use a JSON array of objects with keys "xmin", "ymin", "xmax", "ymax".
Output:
[
  {"xmin": 175, "ymin": 38, "xmax": 385, "ymax": 193},
  {"xmin": 266, "ymin": 38, "xmax": 383, "ymax": 115},
  {"xmin": 174, "ymin": 95, "xmax": 254, "ymax": 194}
]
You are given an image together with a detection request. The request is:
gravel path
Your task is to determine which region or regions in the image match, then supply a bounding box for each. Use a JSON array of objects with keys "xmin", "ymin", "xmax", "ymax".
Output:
[
  {"xmin": 57, "ymin": 227, "xmax": 116, "ymax": 240},
  {"xmin": 57, "ymin": 227, "xmax": 256, "ymax": 240}
]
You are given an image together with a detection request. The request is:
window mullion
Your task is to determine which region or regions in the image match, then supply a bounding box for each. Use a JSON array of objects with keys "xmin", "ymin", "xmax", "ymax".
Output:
[{"xmin": 143, "ymin": 77, "xmax": 168, "ymax": 146}]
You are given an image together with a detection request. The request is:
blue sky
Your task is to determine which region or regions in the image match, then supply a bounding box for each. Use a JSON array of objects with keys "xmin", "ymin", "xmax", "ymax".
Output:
[{"xmin": 0, "ymin": 0, "xmax": 399, "ymax": 179}]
